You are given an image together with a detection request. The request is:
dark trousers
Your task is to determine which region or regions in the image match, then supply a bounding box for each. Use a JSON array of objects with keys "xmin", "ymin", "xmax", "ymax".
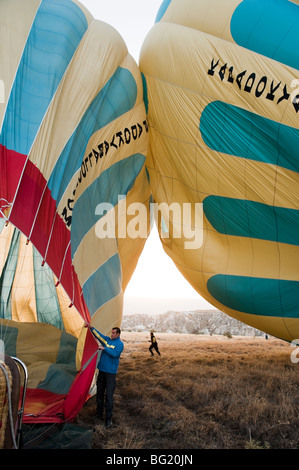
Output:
[
  {"xmin": 149, "ymin": 343, "xmax": 161, "ymax": 355},
  {"xmin": 96, "ymin": 370, "xmax": 116, "ymax": 420}
]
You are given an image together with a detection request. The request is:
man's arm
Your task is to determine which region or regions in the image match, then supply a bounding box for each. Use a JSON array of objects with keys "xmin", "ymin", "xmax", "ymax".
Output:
[
  {"xmin": 90, "ymin": 327, "xmax": 115, "ymax": 349},
  {"xmin": 102, "ymin": 342, "xmax": 124, "ymax": 358}
]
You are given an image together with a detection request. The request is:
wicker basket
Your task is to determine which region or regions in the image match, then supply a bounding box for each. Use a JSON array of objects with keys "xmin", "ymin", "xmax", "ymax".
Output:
[{"xmin": 0, "ymin": 361, "xmax": 12, "ymax": 449}]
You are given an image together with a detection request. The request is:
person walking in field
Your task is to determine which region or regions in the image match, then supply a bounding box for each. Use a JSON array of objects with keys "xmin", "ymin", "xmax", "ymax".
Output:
[
  {"xmin": 149, "ymin": 332, "xmax": 161, "ymax": 356},
  {"xmin": 89, "ymin": 326, "xmax": 124, "ymax": 427}
]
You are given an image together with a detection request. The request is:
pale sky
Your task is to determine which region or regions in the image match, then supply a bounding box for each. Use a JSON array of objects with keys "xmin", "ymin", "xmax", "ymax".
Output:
[
  {"xmin": 79, "ymin": 0, "xmax": 215, "ymax": 313},
  {"xmin": 80, "ymin": 0, "xmax": 163, "ymax": 62}
]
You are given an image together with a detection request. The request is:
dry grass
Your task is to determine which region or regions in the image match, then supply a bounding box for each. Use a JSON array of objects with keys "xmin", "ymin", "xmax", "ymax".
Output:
[{"xmin": 76, "ymin": 332, "xmax": 299, "ymax": 449}]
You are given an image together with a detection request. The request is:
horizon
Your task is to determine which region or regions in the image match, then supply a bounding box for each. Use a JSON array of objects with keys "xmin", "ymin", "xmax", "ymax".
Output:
[{"xmin": 123, "ymin": 295, "xmax": 216, "ymax": 316}]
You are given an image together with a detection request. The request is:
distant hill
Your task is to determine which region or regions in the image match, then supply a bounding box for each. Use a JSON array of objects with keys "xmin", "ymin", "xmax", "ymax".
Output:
[{"xmin": 121, "ymin": 309, "xmax": 265, "ymax": 336}]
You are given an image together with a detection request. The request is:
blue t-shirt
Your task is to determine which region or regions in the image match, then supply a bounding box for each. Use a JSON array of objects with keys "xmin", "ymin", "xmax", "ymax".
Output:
[{"xmin": 91, "ymin": 327, "xmax": 124, "ymax": 374}]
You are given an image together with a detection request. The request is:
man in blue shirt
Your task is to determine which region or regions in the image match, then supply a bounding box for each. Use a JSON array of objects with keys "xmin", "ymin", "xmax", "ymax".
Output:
[{"xmin": 90, "ymin": 326, "xmax": 124, "ymax": 427}]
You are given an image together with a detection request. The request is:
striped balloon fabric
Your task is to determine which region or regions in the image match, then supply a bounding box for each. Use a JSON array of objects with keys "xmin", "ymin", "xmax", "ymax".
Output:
[
  {"xmin": 0, "ymin": 0, "xmax": 150, "ymax": 422},
  {"xmin": 140, "ymin": 0, "xmax": 299, "ymax": 342}
]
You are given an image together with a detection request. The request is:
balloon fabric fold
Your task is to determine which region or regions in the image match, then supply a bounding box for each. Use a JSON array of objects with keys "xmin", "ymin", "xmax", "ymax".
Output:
[
  {"xmin": 0, "ymin": 0, "xmax": 150, "ymax": 422},
  {"xmin": 140, "ymin": 0, "xmax": 299, "ymax": 343}
]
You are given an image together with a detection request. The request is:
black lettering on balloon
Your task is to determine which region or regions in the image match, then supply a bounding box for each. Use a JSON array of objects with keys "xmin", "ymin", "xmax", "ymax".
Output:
[
  {"xmin": 60, "ymin": 120, "xmax": 148, "ymax": 228},
  {"xmin": 255, "ymin": 76, "xmax": 267, "ymax": 97},
  {"xmin": 277, "ymin": 84, "xmax": 290, "ymax": 104},
  {"xmin": 81, "ymin": 160, "xmax": 86, "ymax": 178},
  {"xmin": 124, "ymin": 127, "xmax": 131, "ymax": 144},
  {"xmin": 266, "ymin": 80, "xmax": 281, "ymax": 101},
  {"xmin": 207, "ymin": 57, "xmax": 296, "ymax": 113},
  {"xmin": 67, "ymin": 198, "xmax": 74, "ymax": 211},
  {"xmin": 207, "ymin": 58, "xmax": 219, "ymax": 76},
  {"xmin": 138, "ymin": 123, "xmax": 143, "ymax": 137},
  {"xmin": 116, "ymin": 131, "xmax": 124, "ymax": 147},
  {"xmin": 219, "ymin": 63, "xmax": 227, "ymax": 81},
  {"xmin": 61, "ymin": 207, "xmax": 72, "ymax": 227},
  {"xmin": 92, "ymin": 149, "xmax": 99, "ymax": 163},
  {"xmin": 244, "ymin": 73, "xmax": 256, "ymax": 93},
  {"xmin": 236, "ymin": 70, "xmax": 246, "ymax": 89},
  {"xmin": 227, "ymin": 66, "xmax": 234, "ymax": 83},
  {"xmin": 110, "ymin": 134, "xmax": 117, "ymax": 149},
  {"xmin": 131, "ymin": 124, "xmax": 137, "ymax": 140}
]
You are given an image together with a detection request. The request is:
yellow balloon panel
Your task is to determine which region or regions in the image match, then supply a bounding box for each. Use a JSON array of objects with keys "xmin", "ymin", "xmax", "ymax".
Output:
[{"xmin": 140, "ymin": 0, "xmax": 299, "ymax": 342}]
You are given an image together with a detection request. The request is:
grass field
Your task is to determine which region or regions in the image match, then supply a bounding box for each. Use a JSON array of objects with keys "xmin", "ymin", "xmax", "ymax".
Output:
[{"xmin": 76, "ymin": 331, "xmax": 299, "ymax": 449}]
